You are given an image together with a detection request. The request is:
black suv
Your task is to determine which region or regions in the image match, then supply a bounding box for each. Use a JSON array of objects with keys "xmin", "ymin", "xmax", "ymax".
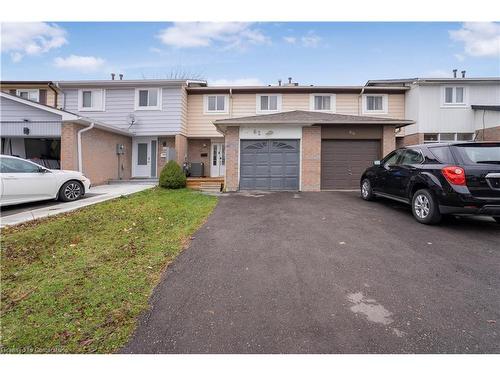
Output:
[{"xmin": 360, "ymin": 142, "xmax": 500, "ymax": 224}]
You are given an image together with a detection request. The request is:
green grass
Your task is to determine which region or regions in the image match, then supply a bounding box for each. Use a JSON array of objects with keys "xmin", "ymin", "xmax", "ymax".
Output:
[{"xmin": 1, "ymin": 188, "xmax": 217, "ymax": 353}]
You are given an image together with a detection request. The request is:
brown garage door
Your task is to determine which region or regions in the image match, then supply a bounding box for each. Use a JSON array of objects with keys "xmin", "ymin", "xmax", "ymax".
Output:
[{"xmin": 321, "ymin": 140, "xmax": 381, "ymax": 189}]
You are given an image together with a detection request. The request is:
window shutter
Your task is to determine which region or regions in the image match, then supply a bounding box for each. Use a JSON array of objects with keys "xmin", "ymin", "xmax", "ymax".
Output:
[
  {"xmin": 39, "ymin": 89, "xmax": 47, "ymax": 104},
  {"xmin": 9, "ymin": 89, "xmax": 16, "ymax": 95}
]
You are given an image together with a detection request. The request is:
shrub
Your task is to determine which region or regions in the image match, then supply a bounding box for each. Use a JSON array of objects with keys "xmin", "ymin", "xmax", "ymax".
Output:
[{"xmin": 159, "ymin": 160, "xmax": 187, "ymax": 189}]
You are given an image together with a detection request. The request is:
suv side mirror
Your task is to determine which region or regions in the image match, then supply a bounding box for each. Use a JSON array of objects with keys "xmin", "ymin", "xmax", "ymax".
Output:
[{"xmin": 373, "ymin": 160, "xmax": 381, "ymax": 166}]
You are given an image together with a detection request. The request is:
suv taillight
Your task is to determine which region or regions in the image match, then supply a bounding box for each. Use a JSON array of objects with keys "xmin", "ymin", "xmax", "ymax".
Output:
[{"xmin": 441, "ymin": 166, "xmax": 466, "ymax": 186}]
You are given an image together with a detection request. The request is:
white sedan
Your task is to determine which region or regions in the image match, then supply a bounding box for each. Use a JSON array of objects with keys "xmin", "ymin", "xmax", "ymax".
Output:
[{"xmin": 0, "ymin": 155, "xmax": 91, "ymax": 207}]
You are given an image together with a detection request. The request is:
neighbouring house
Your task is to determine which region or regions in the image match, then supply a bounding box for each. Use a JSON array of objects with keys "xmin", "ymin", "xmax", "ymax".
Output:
[
  {"xmin": 186, "ymin": 80, "xmax": 413, "ymax": 191},
  {"xmin": 0, "ymin": 91, "xmax": 132, "ymax": 185},
  {"xmin": 365, "ymin": 73, "xmax": 500, "ymax": 147},
  {"xmin": 1, "ymin": 80, "xmax": 60, "ymax": 107}
]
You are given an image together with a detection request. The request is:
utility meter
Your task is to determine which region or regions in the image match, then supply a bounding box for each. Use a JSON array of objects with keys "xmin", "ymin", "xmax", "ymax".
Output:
[{"xmin": 116, "ymin": 144, "xmax": 125, "ymax": 155}]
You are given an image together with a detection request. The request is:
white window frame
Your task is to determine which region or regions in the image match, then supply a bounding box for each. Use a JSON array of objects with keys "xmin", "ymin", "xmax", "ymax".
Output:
[
  {"xmin": 423, "ymin": 132, "xmax": 474, "ymax": 143},
  {"xmin": 309, "ymin": 94, "xmax": 336, "ymax": 112},
  {"xmin": 441, "ymin": 86, "xmax": 467, "ymax": 108},
  {"xmin": 256, "ymin": 94, "xmax": 282, "ymax": 114},
  {"xmin": 203, "ymin": 94, "xmax": 229, "ymax": 114},
  {"xmin": 16, "ymin": 89, "xmax": 39, "ymax": 102},
  {"xmin": 362, "ymin": 94, "xmax": 388, "ymax": 114},
  {"xmin": 134, "ymin": 88, "xmax": 162, "ymax": 111},
  {"xmin": 78, "ymin": 89, "xmax": 105, "ymax": 112}
]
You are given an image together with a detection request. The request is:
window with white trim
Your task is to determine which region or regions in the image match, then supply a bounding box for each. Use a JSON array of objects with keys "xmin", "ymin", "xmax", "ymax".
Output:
[
  {"xmin": 362, "ymin": 94, "xmax": 388, "ymax": 114},
  {"xmin": 204, "ymin": 95, "xmax": 228, "ymax": 113},
  {"xmin": 442, "ymin": 86, "xmax": 466, "ymax": 106},
  {"xmin": 424, "ymin": 133, "xmax": 474, "ymax": 143},
  {"xmin": 78, "ymin": 89, "xmax": 104, "ymax": 111},
  {"xmin": 17, "ymin": 89, "xmax": 39, "ymax": 102},
  {"xmin": 135, "ymin": 88, "xmax": 161, "ymax": 110},
  {"xmin": 311, "ymin": 94, "xmax": 335, "ymax": 111},
  {"xmin": 257, "ymin": 94, "xmax": 281, "ymax": 112}
]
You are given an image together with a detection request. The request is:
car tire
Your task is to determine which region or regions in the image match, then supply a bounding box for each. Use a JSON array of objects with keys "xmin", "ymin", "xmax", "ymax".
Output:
[
  {"xmin": 411, "ymin": 189, "xmax": 442, "ymax": 224},
  {"xmin": 361, "ymin": 178, "xmax": 375, "ymax": 201},
  {"xmin": 493, "ymin": 217, "xmax": 500, "ymax": 224},
  {"xmin": 59, "ymin": 180, "xmax": 84, "ymax": 202}
]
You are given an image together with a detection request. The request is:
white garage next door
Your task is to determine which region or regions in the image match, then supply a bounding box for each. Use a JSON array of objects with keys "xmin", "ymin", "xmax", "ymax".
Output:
[{"xmin": 240, "ymin": 139, "xmax": 300, "ymax": 190}]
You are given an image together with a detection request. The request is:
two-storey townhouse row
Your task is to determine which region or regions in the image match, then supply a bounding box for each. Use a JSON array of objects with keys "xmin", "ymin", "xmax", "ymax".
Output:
[
  {"xmin": 1, "ymin": 79, "xmax": 207, "ymax": 185},
  {"xmin": 185, "ymin": 83, "xmax": 413, "ymax": 191},
  {"xmin": 366, "ymin": 75, "xmax": 500, "ymax": 146}
]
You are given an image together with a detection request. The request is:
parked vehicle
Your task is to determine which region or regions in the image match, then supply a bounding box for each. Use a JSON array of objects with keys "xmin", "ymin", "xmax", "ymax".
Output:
[
  {"xmin": 0, "ymin": 155, "xmax": 91, "ymax": 206},
  {"xmin": 360, "ymin": 142, "xmax": 500, "ymax": 224}
]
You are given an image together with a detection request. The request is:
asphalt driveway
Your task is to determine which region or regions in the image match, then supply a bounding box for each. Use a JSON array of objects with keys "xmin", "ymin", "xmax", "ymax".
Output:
[{"xmin": 122, "ymin": 191, "xmax": 500, "ymax": 353}]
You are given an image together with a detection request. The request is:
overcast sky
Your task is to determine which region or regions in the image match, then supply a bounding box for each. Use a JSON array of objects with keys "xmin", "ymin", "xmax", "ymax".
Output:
[{"xmin": 1, "ymin": 22, "xmax": 499, "ymax": 85}]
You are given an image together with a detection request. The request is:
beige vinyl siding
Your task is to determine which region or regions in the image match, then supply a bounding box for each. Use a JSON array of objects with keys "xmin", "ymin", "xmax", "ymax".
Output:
[
  {"xmin": 186, "ymin": 92, "xmax": 407, "ymax": 137},
  {"xmin": 1, "ymin": 85, "xmax": 57, "ymax": 107}
]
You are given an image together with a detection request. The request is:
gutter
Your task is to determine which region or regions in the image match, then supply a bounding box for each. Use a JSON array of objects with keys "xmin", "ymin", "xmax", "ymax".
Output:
[{"xmin": 77, "ymin": 122, "xmax": 94, "ymax": 173}]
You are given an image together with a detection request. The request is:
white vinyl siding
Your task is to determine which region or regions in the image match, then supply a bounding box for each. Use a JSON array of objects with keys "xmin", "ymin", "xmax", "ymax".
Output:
[
  {"xmin": 309, "ymin": 94, "xmax": 336, "ymax": 112},
  {"xmin": 362, "ymin": 94, "xmax": 388, "ymax": 114},
  {"xmin": 204, "ymin": 95, "xmax": 228, "ymax": 114},
  {"xmin": 256, "ymin": 94, "xmax": 282, "ymax": 113},
  {"xmin": 78, "ymin": 89, "xmax": 105, "ymax": 111},
  {"xmin": 135, "ymin": 88, "xmax": 161, "ymax": 110}
]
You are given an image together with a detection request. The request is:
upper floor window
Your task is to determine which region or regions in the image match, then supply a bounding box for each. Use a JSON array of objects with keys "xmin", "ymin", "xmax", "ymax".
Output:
[
  {"xmin": 17, "ymin": 89, "xmax": 39, "ymax": 102},
  {"xmin": 442, "ymin": 86, "xmax": 466, "ymax": 106},
  {"xmin": 256, "ymin": 94, "xmax": 281, "ymax": 113},
  {"xmin": 424, "ymin": 133, "xmax": 474, "ymax": 143},
  {"xmin": 204, "ymin": 95, "xmax": 228, "ymax": 114},
  {"xmin": 362, "ymin": 94, "xmax": 388, "ymax": 114},
  {"xmin": 135, "ymin": 88, "xmax": 161, "ymax": 110},
  {"xmin": 310, "ymin": 94, "xmax": 335, "ymax": 112},
  {"xmin": 78, "ymin": 89, "xmax": 104, "ymax": 111}
]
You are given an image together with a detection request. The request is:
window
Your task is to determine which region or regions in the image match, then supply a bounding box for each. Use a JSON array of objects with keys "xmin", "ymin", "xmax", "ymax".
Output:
[
  {"xmin": 135, "ymin": 88, "xmax": 161, "ymax": 110},
  {"xmin": 78, "ymin": 89, "xmax": 104, "ymax": 111},
  {"xmin": 382, "ymin": 150, "xmax": 402, "ymax": 168},
  {"xmin": 310, "ymin": 94, "xmax": 335, "ymax": 111},
  {"xmin": 399, "ymin": 149, "xmax": 424, "ymax": 165},
  {"xmin": 257, "ymin": 94, "xmax": 281, "ymax": 112},
  {"xmin": 205, "ymin": 95, "xmax": 228, "ymax": 113},
  {"xmin": 17, "ymin": 89, "xmax": 39, "ymax": 102},
  {"xmin": 442, "ymin": 86, "xmax": 466, "ymax": 106},
  {"xmin": 0, "ymin": 157, "xmax": 42, "ymax": 173},
  {"xmin": 429, "ymin": 146, "xmax": 455, "ymax": 164},
  {"xmin": 424, "ymin": 133, "xmax": 474, "ymax": 143},
  {"xmin": 363, "ymin": 94, "xmax": 387, "ymax": 114}
]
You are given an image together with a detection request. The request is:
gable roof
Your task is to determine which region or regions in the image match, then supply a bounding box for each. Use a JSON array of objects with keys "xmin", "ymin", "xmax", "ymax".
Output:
[
  {"xmin": 213, "ymin": 110, "xmax": 413, "ymax": 128},
  {"xmin": 0, "ymin": 91, "xmax": 131, "ymax": 136}
]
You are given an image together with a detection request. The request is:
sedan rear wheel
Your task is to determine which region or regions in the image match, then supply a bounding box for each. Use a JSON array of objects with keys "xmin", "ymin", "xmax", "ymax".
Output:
[
  {"xmin": 59, "ymin": 181, "xmax": 84, "ymax": 202},
  {"xmin": 411, "ymin": 189, "xmax": 441, "ymax": 224}
]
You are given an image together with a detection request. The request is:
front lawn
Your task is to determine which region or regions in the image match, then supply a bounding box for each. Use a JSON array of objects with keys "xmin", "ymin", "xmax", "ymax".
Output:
[{"xmin": 1, "ymin": 188, "xmax": 217, "ymax": 353}]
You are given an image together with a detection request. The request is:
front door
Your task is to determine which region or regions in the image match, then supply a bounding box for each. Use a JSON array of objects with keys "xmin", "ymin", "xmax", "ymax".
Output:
[
  {"xmin": 133, "ymin": 137, "xmax": 157, "ymax": 178},
  {"xmin": 210, "ymin": 142, "xmax": 225, "ymax": 177}
]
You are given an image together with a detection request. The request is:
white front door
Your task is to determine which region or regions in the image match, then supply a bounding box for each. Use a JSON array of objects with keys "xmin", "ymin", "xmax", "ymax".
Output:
[
  {"xmin": 210, "ymin": 142, "xmax": 225, "ymax": 177},
  {"xmin": 132, "ymin": 137, "xmax": 158, "ymax": 178}
]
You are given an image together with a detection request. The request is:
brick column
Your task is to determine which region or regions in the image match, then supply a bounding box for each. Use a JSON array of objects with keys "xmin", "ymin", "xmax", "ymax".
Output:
[
  {"xmin": 224, "ymin": 127, "xmax": 239, "ymax": 192},
  {"xmin": 301, "ymin": 126, "xmax": 321, "ymax": 191},
  {"xmin": 175, "ymin": 134, "xmax": 188, "ymax": 166},
  {"xmin": 60, "ymin": 122, "xmax": 80, "ymax": 171},
  {"xmin": 382, "ymin": 125, "xmax": 396, "ymax": 158}
]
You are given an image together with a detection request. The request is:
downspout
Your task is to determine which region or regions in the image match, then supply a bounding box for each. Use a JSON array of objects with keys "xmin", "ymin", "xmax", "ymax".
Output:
[
  {"xmin": 358, "ymin": 86, "xmax": 366, "ymax": 115},
  {"xmin": 54, "ymin": 82, "xmax": 65, "ymax": 109},
  {"xmin": 229, "ymin": 88, "xmax": 233, "ymax": 118},
  {"xmin": 77, "ymin": 122, "xmax": 94, "ymax": 173}
]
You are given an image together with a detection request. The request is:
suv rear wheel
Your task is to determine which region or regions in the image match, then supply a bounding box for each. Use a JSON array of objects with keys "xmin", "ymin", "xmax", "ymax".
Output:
[
  {"xmin": 361, "ymin": 178, "xmax": 375, "ymax": 201},
  {"xmin": 411, "ymin": 189, "xmax": 442, "ymax": 224}
]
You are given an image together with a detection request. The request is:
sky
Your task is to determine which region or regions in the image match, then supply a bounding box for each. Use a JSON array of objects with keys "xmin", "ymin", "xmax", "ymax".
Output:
[{"xmin": 1, "ymin": 22, "xmax": 499, "ymax": 85}]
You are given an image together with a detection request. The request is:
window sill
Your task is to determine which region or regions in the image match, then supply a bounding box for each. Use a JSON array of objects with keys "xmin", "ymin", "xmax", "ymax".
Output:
[
  {"xmin": 256, "ymin": 109, "xmax": 281, "ymax": 114},
  {"xmin": 204, "ymin": 110, "xmax": 229, "ymax": 115},
  {"xmin": 78, "ymin": 108, "xmax": 105, "ymax": 112},
  {"xmin": 440, "ymin": 104, "xmax": 468, "ymax": 109},
  {"xmin": 135, "ymin": 107, "xmax": 162, "ymax": 111},
  {"xmin": 362, "ymin": 110, "xmax": 388, "ymax": 115}
]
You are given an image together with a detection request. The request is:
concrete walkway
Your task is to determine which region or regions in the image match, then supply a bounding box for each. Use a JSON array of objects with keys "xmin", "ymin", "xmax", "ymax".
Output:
[{"xmin": 0, "ymin": 183, "xmax": 155, "ymax": 227}]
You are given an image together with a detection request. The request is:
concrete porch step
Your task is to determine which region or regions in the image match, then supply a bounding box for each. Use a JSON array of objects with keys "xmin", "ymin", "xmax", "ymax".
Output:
[{"xmin": 199, "ymin": 182, "xmax": 223, "ymax": 193}]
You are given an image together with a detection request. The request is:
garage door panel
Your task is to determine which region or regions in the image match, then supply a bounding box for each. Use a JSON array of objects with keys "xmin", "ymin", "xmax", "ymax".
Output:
[
  {"xmin": 321, "ymin": 139, "xmax": 380, "ymax": 190},
  {"xmin": 240, "ymin": 139, "xmax": 299, "ymax": 191}
]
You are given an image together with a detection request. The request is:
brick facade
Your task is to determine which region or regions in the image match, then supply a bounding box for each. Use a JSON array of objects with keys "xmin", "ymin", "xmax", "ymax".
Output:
[
  {"xmin": 187, "ymin": 138, "xmax": 211, "ymax": 177},
  {"xmin": 175, "ymin": 134, "xmax": 188, "ymax": 166},
  {"xmin": 475, "ymin": 125, "xmax": 500, "ymax": 141},
  {"xmin": 403, "ymin": 133, "xmax": 425, "ymax": 146},
  {"xmin": 224, "ymin": 127, "xmax": 239, "ymax": 191},
  {"xmin": 382, "ymin": 125, "xmax": 396, "ymax": 158},
  {"xmin": 60, "ymin": 122, "xmax": 132, "ymax": 186},
  {"xmin": 157, "ymin": 136, "xmax": 175, "ymax": 172},
  {"xmin": 301, "ymin": 126, "xmax": 321, "ymax": 192}
]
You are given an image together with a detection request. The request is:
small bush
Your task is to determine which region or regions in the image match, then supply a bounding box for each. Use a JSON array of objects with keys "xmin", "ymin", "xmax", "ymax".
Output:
[{"xmin": 159, "ymin": 160, "xmax": 187, "ymax": 189}]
